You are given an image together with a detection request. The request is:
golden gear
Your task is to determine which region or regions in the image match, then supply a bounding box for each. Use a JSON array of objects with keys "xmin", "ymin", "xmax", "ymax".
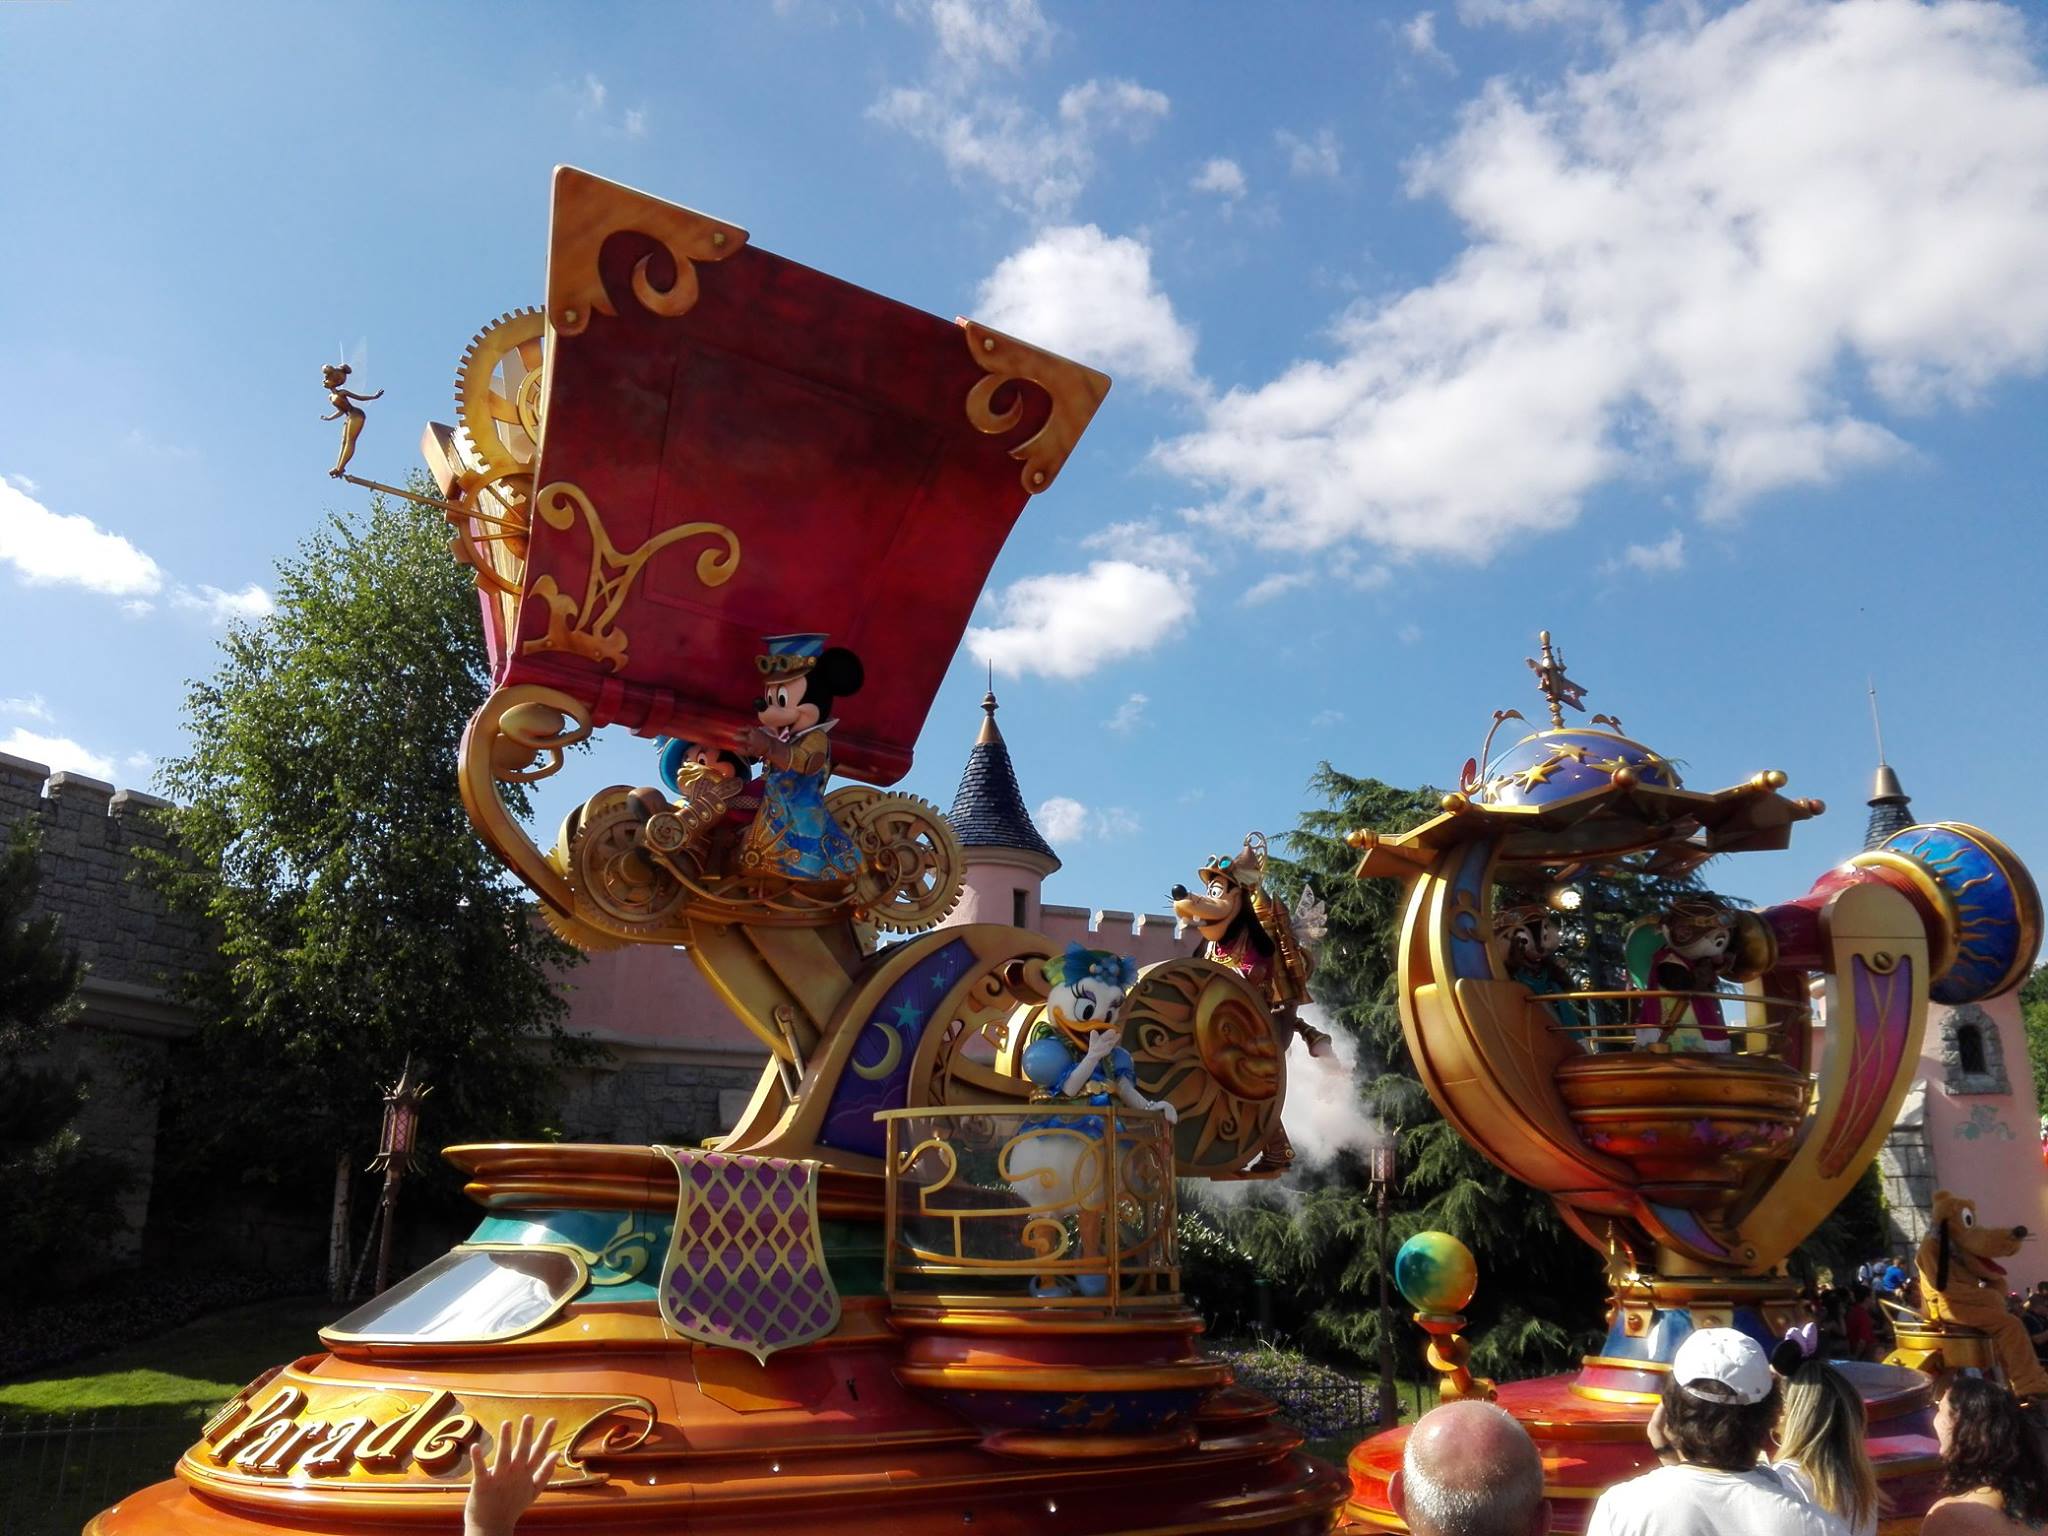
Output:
[
  {"xmin": 563, "ymin": 786, "xmax": 688, "ymax": 939},
  {"xmin": 836, "ymin": 791, "xmax": 962, "ymax": 934},
  {"xmin": 456, "ymin": 308, "xmax": 547, "ymax": 485}
]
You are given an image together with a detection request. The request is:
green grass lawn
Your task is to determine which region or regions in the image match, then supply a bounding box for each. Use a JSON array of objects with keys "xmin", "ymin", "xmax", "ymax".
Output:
[
  {"xmin": 0, "ymin": 1295, "xmax": 336, "ymax": 1418},
  {"xmin": 0, "ymin": 1297, "xmax": 339, "ymax": 1536}
]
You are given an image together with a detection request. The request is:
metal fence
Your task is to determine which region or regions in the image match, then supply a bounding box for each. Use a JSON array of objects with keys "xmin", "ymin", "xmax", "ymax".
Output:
[{"xmin": 0, "ymin": 1410, "xmax": 198, "ymax": 1536}]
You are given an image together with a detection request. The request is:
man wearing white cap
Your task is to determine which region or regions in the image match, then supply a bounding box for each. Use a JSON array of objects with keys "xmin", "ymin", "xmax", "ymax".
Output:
[{"xmin": 1586, "ymin": 1328, "xmax": 1848, "ymax": 1536}]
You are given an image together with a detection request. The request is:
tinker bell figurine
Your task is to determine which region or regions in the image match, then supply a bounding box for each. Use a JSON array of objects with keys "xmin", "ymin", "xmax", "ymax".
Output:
[{"xmin": 321, "ymin": 362, "xmax": 383, "ymax": 479}]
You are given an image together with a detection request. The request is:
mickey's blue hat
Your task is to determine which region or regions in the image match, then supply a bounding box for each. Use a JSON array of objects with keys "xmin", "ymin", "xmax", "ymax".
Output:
[{"xmin": 756, "ymin": 633, "xmax": 828, "ymax": 679}]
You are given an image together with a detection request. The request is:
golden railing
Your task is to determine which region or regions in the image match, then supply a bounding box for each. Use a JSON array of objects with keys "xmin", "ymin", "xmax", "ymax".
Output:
[
  {"xmin": 877, "ymin": 1105, "xmax": 1179, "ymax": 1311},
  {"xmin": 1533, "ymin": 988, "xmax": 1809, "ymax": 1056}
]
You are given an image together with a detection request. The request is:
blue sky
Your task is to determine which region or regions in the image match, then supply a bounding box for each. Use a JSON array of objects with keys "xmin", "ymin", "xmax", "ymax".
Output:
[{"xmin": 4, "ymin": 0, "xmax": 2047, "ymax": 925}]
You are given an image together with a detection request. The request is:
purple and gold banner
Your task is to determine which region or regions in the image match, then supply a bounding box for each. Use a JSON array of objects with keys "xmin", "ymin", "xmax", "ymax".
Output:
[{"xmin": 653, "ymin": 1147, "xmax": 840, "ymax": 1362}]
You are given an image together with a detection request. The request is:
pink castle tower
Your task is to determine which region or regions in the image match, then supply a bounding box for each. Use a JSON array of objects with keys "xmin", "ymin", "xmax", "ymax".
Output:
[{"xmin": 940, "ymin": 684, "xmax": 1186, "ymax": 965}]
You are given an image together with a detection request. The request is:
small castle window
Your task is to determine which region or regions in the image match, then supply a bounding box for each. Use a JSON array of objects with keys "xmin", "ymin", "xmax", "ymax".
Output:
[
  {"xmin": 1941, "ymin": 1004, "xmax": 2010, "ymax": 1096},
  {"xmin": 1956, "ymin": 1023, "xmax": 1988, "ymax": 1078},
  {"xmin": 1012, "ymin": 889, "xmax": 1028, "ymax": 928}
]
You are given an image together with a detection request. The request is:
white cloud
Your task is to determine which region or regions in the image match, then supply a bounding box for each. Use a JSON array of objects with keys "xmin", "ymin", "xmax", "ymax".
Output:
[
  {"xmin": 1398, "ymin": 622, "xmax": 1424, "ymax": 646},
  {"xmin": 976, "ymin": 225, "xmax": 1201, "ymax": 395},
  {"xmin": 1106, "ymin": 692, "xmax": 1148, "ymax": 734},
  {"xmin": 175, "ymin": 582, "xmax": 276, "ymax": 625},
  {"xmin": 0, "ymin": 480, "xmax": 164, "ymax": 596},
  {"xmin": 875, "ymin": 3, "xmax": 1165, "ymax": 216},
  {"xmin": 1035, "ymin": 795, "xmax": 1139, "ymax": 843},
  {"xmin": 967, "ymin": 560, "xmax": 1194, "ymax": 680},
  {"xmin": 5, "ymin": 473, "xmax": 37, "ymax": 493},
  {"xmin": 623, "ymin": 107, "xmax": 647, "ymax": 139},
  {"xmin": 1037, "ymin": 795, "xmax": 1089, "ymax": 841},
  {"xmin": 1240, "ymin": 571, "xmax": 1314, "ymax": 606},
  {"xmin": 1310, "ymin": 708, "xmax": 1346, "ymax": 729},
  {"xmin": 1, "ymin": 695, "xmax": 51, "ymax": 722},
  {"xmin": 1058, "ymin": 77, "xmax": 1169, "ymax": 136},
  {"xmin": 1457, "ymin": 0, "xmax": 1626, "ymax": 45},
  {"xmin": 1605, "ymin": 529, "xmax": 1686, "ymax": 575},
  {"xmin": 923, "ymin": 0, "xmax": 1054, "ymax": 75},
  {"xmin": 580, "ymin": 73, "xmax": 607, "ymax": 112},
  {"xmin": 1403, "ymin": 10, "xmax": 1455, "ymax": 70},
  {"xmin": 1162, "ymin": 0, "xmax": 2048, "ymax": 562},
  {"xmin": 1277, "ymin": 126, "xmax": 1342, "ymax": 179},
  {"xmin": 873, "ymin": 76, "xmax": 1169, "ymax": 217},
  {"xmin": 1080, "ymin": 519, "xmax": 1210, "ymax": 575},
  {"xmin": 0, "ymin": 728, "xmax": 114, "ymax": 782},
  {"xmin": 121, "ymin": 600, "xmax": 154, "ymax": 619},
  {"xmin": 123, "ymin": 751, "xmax": 154, "ymax": 774},
  {"xmin": 1191, "ymin": 157, "xmax": 1247, "ymax": 200}
]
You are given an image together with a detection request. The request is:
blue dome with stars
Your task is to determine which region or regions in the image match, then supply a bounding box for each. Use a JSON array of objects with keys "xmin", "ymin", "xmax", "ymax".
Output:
[{"xmin": 1476, "ymin": 728, "xmax": 1680, "ymax": 809}]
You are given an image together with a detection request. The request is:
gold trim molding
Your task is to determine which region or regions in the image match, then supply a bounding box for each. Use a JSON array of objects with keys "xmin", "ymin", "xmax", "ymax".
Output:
[
  {"xmin": 960, "ymin": 320, "xmax": 1111, "ymax": 494},
  {"xmin": 547, "ymin": 167, "xmax": 748, "ymax": 337}
]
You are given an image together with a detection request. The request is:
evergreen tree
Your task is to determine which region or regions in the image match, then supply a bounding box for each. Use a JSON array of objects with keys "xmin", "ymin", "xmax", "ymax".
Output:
[
  {"xmin": 0, "ymin": 822, "xmax": 128, "ymax": 1301},
  {"xmin": 144, "ymin": 488, "xmax": 592, "ymax": 1213},
  {"xmin": 2022, "ymin": 965, "xmax": 2048, "ymax": 1122}
]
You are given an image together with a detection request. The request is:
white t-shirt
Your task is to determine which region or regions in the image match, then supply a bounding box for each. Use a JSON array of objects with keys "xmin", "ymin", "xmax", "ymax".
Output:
[
  {"xmin": 1773, "ymin": 1460, "xmax": 1878, "ymax": 1536},
  {"xmin": 1586, "ymin": 1463, "xmax": 1851, "ymax": 1536}
]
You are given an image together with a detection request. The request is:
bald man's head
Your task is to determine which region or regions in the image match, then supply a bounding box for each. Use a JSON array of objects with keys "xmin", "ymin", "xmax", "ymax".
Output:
[{"xmin": 1391, "ymin": 1401, "xmax": 1549, "ymax": 1536}]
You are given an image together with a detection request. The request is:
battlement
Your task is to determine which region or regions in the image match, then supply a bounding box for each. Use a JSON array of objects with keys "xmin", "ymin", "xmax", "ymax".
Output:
[
  {"xmin": 0, "ymin": 752, "xmax": 205, "ymax": 999},
  {"xmin": 1039, "ymin": 903, "xmax": 1188, "ymax": 968}
]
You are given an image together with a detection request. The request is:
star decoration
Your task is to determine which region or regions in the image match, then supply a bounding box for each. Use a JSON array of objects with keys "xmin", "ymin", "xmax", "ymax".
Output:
[
  {"xmin": 892, "ymin": 1001, "xmax": 923, "ymax": 1029},
  {"xmin": 1592, "ymin": 755, "xmax": 1637, "ymax": 778},
  {"xmin": 1516, "ymin": 756, "xmax": 1563, "ymax": 789},
  {"xmin": 1085, "ymin": 1406, "xmax": 1121, "ymax": 1431},
  {"xmin": 1056, "ymin": 1394, "xmax": 1093, "ymax": 1421}
]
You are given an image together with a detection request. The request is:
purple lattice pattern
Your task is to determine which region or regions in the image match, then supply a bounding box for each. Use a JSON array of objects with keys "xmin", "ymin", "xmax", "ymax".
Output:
[{"xmin": 657, "ymin": 1149, "xmax": 841, "ymax": 1360}]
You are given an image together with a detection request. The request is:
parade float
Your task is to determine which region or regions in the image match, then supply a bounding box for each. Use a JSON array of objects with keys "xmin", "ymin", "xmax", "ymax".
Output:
[
  {"xmin": 86, "ymin": 168, "xmax": 1347, "ymax": 1535},
  {"xmin": 1339, "ymin": 635, "xmax": 2042, "ymax": 1534},
  {"xmin": 84, "ymin": 167, "xmax": 2043, "ymax": 1536}
]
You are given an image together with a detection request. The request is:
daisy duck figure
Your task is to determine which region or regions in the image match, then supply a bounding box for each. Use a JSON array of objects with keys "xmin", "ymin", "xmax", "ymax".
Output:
[
  {"xmin": 740, "ymin": 634, "xmax": 865, "ymax": 884},
  {"xmin": 1629, "ymin": 897, "xmax": 1737, "ymax": 1053},
  {"xmin": 1011, "ymin": 945, "xmax": 1175, "ymax": 1298}
]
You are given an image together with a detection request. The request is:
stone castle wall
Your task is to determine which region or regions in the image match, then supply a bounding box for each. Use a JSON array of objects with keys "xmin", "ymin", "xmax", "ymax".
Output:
[
  {"xmin": 1, "ymin": 753, "xmax": 209, "ymax": 1256},
  {"xmin": 0, "ymin": 751, "xmax": 767, "ymax": 1267}
]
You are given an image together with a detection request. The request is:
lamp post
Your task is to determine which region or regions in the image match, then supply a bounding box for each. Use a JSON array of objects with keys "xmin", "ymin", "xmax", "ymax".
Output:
[
  {"xmin": 352, "ymin": 1057, "xmax": 430, "ymax": 1297},
  {"xmin": 1369, "ymin": 1136, "xmax": 1400, "ymax": 1428}
]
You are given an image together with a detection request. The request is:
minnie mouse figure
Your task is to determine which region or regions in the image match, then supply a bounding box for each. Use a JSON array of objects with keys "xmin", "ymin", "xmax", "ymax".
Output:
[{"xmin": 739, "ymin": 634, "xmax": 865, "ymax": 883}]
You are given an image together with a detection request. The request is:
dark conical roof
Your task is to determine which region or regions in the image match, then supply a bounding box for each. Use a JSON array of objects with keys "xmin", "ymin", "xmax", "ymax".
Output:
[
  {"xmin": 945, "ymin": 688, "xmax": 1059, "ymax": 867},
  {"xmin": 1864, "ymin": 761, "xmax": 1913, "ymax": 850}
]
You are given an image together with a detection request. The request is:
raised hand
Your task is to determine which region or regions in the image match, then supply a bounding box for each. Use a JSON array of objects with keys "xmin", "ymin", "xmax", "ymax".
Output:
[{"xmin": 464, "ymin": 1415, "xmax": 559, "ymax": 1536}]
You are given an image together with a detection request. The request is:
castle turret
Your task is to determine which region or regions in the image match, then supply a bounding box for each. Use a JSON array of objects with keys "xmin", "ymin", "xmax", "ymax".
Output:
[
  {"xmin": 1865, "ymin": 762, "xmax": 1913, "ymax": 850},
  {"xmin": 943, "ymin": 684, "xmax": 1059, "ymax": 929},
  {"xmin": 1864, "ymin": 684, "xmax": 1914, "ymax": 850}
]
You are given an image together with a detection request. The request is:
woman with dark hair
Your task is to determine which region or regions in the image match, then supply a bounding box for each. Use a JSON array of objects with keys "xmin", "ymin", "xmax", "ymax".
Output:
[{"xmin": 1923, "ymin": 1377, "xmax": 2048, "ymax": 1535}]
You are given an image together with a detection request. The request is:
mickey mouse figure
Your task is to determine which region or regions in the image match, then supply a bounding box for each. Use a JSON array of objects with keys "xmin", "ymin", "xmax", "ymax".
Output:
[{"xmin": 739, "ymin": 633, "xmax": 866, "ymax": 884}]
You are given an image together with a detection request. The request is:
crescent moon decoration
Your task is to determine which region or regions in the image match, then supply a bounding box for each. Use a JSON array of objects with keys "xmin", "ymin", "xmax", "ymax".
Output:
[{"xmin": 851, "ymin": 1019, "xmax": 903, "ymax": 1081}]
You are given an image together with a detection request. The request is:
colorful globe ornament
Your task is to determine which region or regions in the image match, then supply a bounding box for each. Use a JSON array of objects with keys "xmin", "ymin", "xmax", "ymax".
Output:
[{"xmin": 1393, "ymin": 1231, "xmax": 1478, "ymax": 1315}]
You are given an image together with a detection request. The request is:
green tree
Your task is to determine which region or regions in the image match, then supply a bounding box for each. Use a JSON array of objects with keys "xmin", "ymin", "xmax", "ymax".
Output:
[
  {"xmin": 145, "ymin": 489, "xmax": 589, "ymax": 1222},
  {"xmin": 2022, "ymin": 965, "xmax": 2048, "ymax": 1122},
  {"xmin": 0, "ymin": 822, "xmax": 129, "ymax": 1301}
]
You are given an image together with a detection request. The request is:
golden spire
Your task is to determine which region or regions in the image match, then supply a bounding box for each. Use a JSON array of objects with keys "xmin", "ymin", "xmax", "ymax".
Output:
[{"xmin": 1524, "ymin": 630, "xmax": 1588, "ymax": 730}]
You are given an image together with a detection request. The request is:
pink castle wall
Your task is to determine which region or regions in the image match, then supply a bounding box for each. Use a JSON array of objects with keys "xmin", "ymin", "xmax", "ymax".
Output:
[
  {"xmin": 1916, "ymin": 992, "xmax": 2048, "ymax": 1287},
  {"xmin": 1813, "ymin": 984, "xmax": 2048, "ymax": 1290}
]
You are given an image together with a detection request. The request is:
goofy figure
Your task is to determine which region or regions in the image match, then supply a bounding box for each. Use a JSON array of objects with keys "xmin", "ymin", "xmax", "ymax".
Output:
[{"xmin": 1171, "ymin": 832, "xmax": 1332, "ymax": 1059}]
